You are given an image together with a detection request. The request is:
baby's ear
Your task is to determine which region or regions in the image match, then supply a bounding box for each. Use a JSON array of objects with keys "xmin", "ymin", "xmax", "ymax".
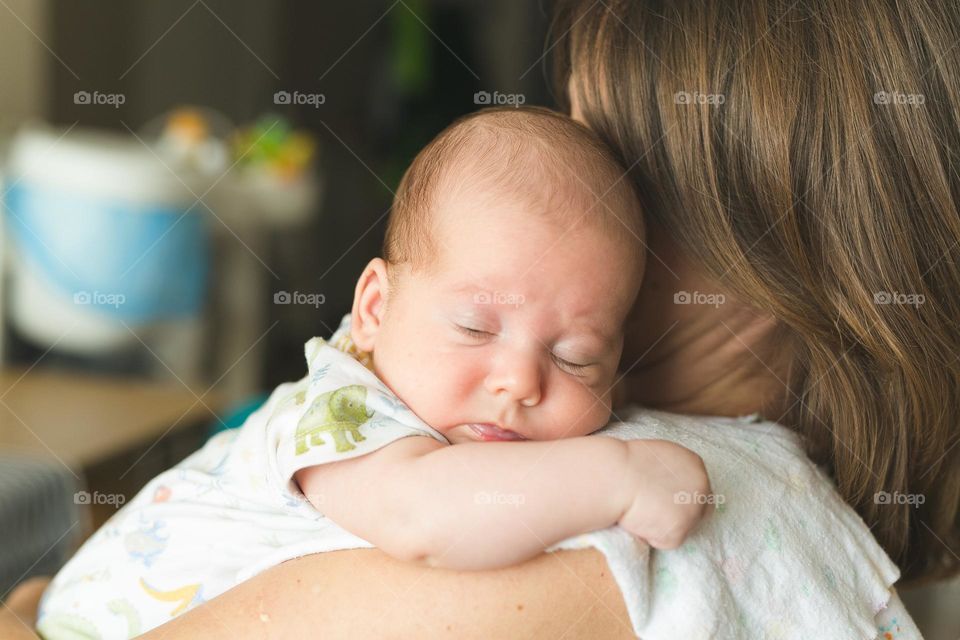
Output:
[{"xmin": 351, "ymin": 258, "xmax": 390, "ymax": 351}]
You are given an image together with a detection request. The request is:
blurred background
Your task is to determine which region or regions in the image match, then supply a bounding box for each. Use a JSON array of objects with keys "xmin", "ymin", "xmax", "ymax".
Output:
[
  {"xmin": 0, "ymin": 2, "xmax": 956, "ymax": 638},
  {"xmin": 0, "ymin": 0, "xmax": 555, "ymax": 395},
  {"xmin": 0, "ymin": 0, "xmax": 556, "ymax": 618}
]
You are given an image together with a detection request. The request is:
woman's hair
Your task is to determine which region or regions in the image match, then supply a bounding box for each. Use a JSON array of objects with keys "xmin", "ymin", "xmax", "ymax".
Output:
[{"xmin": 553, "ymin": 0, "xmax": 960, "ymax": 584}]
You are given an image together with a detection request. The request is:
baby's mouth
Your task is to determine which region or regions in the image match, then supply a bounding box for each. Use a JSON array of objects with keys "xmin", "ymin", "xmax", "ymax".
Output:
[{"xmin": 465, "ymin": 423, "xmax": 527, "ymax": 441}]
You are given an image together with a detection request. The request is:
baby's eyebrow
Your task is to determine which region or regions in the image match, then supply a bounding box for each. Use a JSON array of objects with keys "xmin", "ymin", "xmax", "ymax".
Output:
[
  {"xmin": 445, "ymin": 282, "xmax": 619, "ymax": 346},
  {"xmin": 595, "ymin": 332, "xmax": 619, "ymax": 349},
  {"xmin": 556, "ymin": 322, "xmax": 620, "ymax": 353},
  {"xmin": 451, "ymin": 282, "xmax": 495, "ymax": 296},
  {"xmin": 578, "ymin": 332, "xmax": 618, "ymax": 352}
]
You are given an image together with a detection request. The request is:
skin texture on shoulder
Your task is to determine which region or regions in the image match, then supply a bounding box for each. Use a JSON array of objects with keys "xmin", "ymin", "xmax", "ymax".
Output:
[
  {"xmin": 0, "ymin": 551, "xmax": 636, "ymax": 639},
  {"xmin": 136, "ymin": 548, "xmax": 637, "ymax": 640}
]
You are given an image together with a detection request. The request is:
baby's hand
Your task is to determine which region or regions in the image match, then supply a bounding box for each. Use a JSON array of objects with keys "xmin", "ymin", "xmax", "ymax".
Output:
[{"xmin": 616, "ymin": 439, "xmax": 711, "ymax": 549}]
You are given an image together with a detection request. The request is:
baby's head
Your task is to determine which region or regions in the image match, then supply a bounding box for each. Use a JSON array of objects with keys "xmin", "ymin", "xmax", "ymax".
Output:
[{"xmin": 351, "ymin": 106, "xmax": 645, "ymax": 444}]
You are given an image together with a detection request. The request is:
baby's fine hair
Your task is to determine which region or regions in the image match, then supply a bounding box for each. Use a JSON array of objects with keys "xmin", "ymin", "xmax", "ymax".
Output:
[{"xmin": 383, "ymin": 106, "xmax": 644, "ymax": 272}]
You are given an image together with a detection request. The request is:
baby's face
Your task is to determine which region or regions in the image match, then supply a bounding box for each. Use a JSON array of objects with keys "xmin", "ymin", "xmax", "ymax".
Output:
[{"xmin": 357, "ymin": 197, "xmax": 641, "ymax": 444}]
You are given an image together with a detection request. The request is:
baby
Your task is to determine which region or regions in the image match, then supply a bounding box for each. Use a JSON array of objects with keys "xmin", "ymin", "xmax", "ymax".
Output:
[{"xmin": 37, "ymin": 107, "xmax": 709, "ymax": 638}]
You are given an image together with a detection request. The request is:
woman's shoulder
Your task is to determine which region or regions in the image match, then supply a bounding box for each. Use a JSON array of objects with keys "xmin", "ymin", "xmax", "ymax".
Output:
[{"xmin": 139, "ymin": 547, "xmax": 639, "ymax": 640}]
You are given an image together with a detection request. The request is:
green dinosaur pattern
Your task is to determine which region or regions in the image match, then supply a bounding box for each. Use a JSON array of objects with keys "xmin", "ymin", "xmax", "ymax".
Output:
[{"xmin": 294, "ymin": 384, "xmax": 374, "ymax": 455}]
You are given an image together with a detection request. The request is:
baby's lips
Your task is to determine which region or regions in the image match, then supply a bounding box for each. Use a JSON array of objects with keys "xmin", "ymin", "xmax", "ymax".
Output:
[{"xmin": 466, "ymin": 423, "xmax": 527, "ymax": 441}]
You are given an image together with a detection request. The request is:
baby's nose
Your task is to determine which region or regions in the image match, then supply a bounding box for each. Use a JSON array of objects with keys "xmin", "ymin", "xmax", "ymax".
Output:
[{"xmin": 484, "ymin": 354, "xmax": 543, "ymax": 407}]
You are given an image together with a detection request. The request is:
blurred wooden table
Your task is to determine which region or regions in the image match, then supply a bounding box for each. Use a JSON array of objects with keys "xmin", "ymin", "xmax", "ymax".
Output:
[
  {"xmin": 0, "ymin": 367, "xmax": 218, "ymax": 469},
  {"xmin": 0, "ymin": 367, "xmax": 221, "ymax": 531}
]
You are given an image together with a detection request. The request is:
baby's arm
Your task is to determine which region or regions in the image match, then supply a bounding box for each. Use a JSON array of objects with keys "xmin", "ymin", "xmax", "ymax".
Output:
[{"xmin": 295, "ymin": 435, "xmax": 709, "ymax": 571}]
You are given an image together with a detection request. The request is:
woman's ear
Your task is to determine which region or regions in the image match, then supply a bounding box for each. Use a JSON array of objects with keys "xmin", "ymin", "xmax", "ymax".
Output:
[{"xmin": 351, "ymin": 258, "xmax": 391, "ymax": 352}]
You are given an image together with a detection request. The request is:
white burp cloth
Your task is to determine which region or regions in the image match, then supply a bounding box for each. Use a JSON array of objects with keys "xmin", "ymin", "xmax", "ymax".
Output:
[{"xmin": 549, "ymin": 407, "xmax": 915, "ymax": 640}]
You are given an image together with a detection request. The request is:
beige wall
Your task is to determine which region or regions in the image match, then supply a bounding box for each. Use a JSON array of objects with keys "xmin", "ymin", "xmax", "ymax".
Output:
[{"xmin": 0, "ymin": 0, "xmax": 48, "ymax": 125}]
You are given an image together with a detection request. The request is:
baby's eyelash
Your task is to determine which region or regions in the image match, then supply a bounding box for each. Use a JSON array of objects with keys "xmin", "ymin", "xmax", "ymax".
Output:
[
  {"xmin": 454, "ymin": 325, "xmax": 594, "ymax": 375},
  {"xmin": 553, "ymin": 354, "xmax": 590, "ymax": 375},
  {"xmin": 455, "ymin": 324, "xmax": 491, "ymax": 338}
]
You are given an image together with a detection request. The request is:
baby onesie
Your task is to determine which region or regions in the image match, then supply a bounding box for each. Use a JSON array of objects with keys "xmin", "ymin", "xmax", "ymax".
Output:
[{"xmin": 37, "ymin": 314, "xmax": 447, "ymax": 639}]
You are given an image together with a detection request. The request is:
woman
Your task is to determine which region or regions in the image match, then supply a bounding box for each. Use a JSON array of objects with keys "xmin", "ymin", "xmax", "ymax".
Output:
[{"xmin": 8, "ymin": 0, "xmax": 959, "ymax": 637}]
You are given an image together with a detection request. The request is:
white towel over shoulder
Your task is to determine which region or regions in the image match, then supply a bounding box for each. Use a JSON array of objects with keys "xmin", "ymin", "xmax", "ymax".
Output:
[{"xmin": 548, "ymin": 407, "xmax": 921, "ymax": 640}]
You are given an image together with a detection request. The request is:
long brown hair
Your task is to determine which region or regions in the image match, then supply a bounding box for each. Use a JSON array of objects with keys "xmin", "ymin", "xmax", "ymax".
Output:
[{"xmin": 553, "ymin": 0, "xmax": 960, "ymax": 584}]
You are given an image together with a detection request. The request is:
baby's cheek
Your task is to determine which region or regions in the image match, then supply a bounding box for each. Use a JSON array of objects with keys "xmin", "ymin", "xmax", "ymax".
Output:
[
  {"xmin": 414, "ymin": 359, "xmax": 476, "ymax": 421},
  {"xmin": 582, "ymin": 397, "xmax": 614, "ymax": 434},
  {"xmin": 549, "ymin": 384, "xmax": 613, "ymax": 438}
]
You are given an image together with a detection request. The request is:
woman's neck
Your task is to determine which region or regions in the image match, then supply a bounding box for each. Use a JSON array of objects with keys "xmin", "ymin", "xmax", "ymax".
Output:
[{"xmin": 620, "ymin": 225, "xmax": 793, "ymax": 421}]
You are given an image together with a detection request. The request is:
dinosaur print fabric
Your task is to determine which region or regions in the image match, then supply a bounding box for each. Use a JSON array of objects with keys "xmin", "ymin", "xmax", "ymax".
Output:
[{"xmin": 37, "ymin": 314, "xmax": 446, "ymax": 640}]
